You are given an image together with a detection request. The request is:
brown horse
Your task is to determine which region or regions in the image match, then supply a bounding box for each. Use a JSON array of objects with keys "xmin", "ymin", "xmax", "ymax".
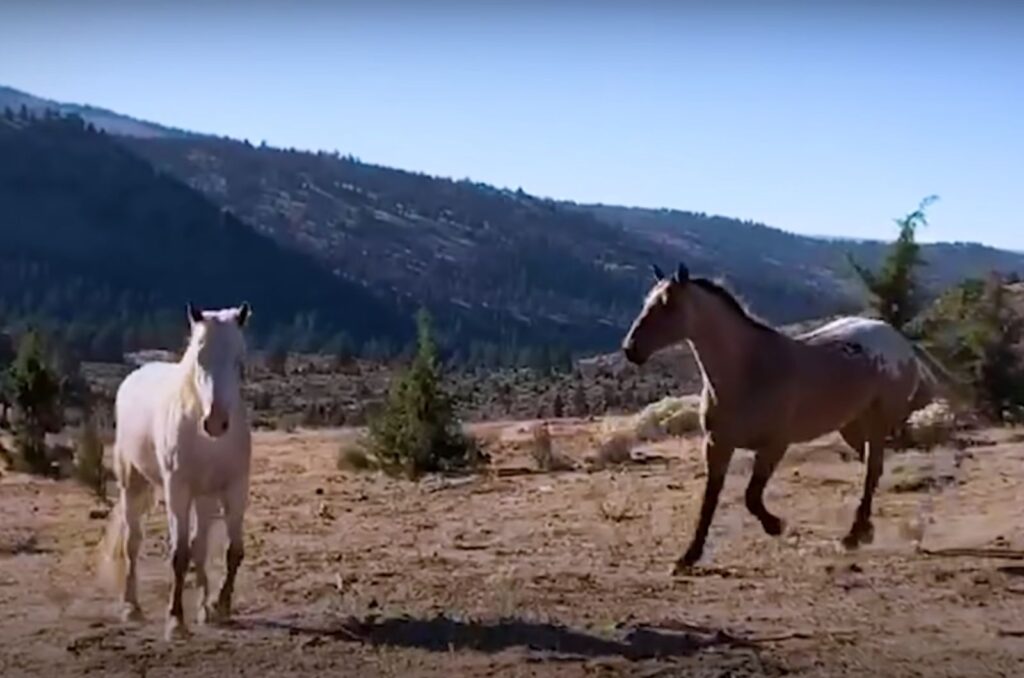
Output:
[{"xmin": 622, "ymin": 262, "xmax": 954, "ymax": 573}]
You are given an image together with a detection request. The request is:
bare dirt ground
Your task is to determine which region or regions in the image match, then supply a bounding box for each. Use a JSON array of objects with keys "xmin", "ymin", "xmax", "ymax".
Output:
[{"xmin": 3, "ymin": 420, "xmax": 1024, "ymax": 677}]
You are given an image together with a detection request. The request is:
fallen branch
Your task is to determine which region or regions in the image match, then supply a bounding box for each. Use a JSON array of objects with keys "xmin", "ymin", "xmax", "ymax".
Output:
[
  {"xmin": 646, "ymin": 620, "xmax": 853, "ymax": 645},
  {"xmin": 917, "ymin": 547, "xmax": 1024, "ymax": 560},
  {"xmin": 997, "ymin": 629, "xmax": 1024, "ymax": 637}
]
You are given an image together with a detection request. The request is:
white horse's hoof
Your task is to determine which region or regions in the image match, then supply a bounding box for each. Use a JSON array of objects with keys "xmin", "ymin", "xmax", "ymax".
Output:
[
  {"xmin": 198, "ymin": 601, "xmax": 233, "ymax": 626},
  {"xmin": 120, "ymin": 604, "xmax": 144, "ymax": 623},
  {"xmin": 197, "ymin": 604, "xmax": 228, "ymax": 626},
  {"xmin": 165, "ymin": 617, "xmax": 190, "ymax": 641}
]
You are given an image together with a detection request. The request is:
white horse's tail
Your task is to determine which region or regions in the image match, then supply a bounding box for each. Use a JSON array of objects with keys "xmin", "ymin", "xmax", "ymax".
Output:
[
  {"xmin": 96, "ymin": 494, "xmax": 128, "ymax": 592},
  {"xmin": 95, "ymin": 457, "xmax": 153, "ymax": 592}
]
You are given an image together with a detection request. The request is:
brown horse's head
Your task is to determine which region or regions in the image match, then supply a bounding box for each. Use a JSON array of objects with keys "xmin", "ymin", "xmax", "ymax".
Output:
[{"xmin": 622, "ymin": 262, "xmax": 691, "ymax": 366}]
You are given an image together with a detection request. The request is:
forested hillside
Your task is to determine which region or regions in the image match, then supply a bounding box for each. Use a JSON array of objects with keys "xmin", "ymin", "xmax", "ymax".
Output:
[
  {"xmin": 123, "ymin": 134, "xmax": 1024, "ymax": 356},
  {"xmin": 0, "ymin": 112, "xmax": 413, "ymax": 359}
]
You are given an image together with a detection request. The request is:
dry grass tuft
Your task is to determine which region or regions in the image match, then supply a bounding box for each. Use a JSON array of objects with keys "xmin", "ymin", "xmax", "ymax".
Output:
[
  {"xmin": 632, "ymin": 396, "xmax": 702, "ymax": 441},
  {"xmin": 337, "ymin": 444, "xmax": 379, "ymax": 472},
  {"xmin": 906, "ymin": 400, "xmax": 958, "ymax": 450},
  {"xmin": 74, "ymin": 417, "xmax": 111, "ymax": 502},
  {"xmin": 528, "ymin": 423, "xmax": 577, "ymax": 472}
]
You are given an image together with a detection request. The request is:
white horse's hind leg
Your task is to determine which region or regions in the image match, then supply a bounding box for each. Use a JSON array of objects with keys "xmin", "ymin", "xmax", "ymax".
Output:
[
  {"xmin": 163, "ymin": 475, "xmax": 193, "ymax": 641},
  {"xmin": 191, "ymin": 496, "xmax": 218, "ymax": 625},
  {"xmin": 120, "ymin": 472, "xmax": 150, "ymax": 622},
  {"xmin": 213, "ymin": 478, "xmax": 248, "ymax": 622}
]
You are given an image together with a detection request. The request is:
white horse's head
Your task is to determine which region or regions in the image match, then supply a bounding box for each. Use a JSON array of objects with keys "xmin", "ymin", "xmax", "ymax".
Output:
[{"xmin": 186, "ymin": 302, "xmax": 251, "ymax": 438}]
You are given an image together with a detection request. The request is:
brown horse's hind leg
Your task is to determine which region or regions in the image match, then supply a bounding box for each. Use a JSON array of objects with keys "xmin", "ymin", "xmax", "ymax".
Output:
[
  {"xmin": 839, "ymin": 422, "xmax": 866, "ymax": 463},
  {"xmin": 842, "ymin": 415, "xmax": 886, "ymax": 549},
  {"xmin": 745, "ymin": 446, "xmax": 787, "ymax": 536},
  {"xmin": 674, "ymin": 439, "xmax": 734, "ymax": 573}
]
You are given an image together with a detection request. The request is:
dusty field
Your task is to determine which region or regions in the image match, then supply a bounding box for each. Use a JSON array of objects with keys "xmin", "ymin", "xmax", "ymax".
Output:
[{"xmin": 2, "ymin": 420, "xmax": 1024, "ymax": 677}]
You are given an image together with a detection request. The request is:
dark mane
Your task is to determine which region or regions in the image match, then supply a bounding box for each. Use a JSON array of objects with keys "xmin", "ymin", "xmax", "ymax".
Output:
[{"xmin": 691, "ymin": 278, "xmax": 777, "ymax": 333}]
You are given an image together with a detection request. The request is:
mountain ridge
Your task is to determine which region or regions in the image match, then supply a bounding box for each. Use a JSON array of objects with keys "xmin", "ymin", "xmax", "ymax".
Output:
[{"xmin": 3, "ymin": 84, "xmax": 1024, "ymax": 363}]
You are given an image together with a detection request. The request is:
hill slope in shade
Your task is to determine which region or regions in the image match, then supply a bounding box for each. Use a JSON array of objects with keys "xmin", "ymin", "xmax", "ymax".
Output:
[{"xmin": 0, "ymin": 113, "xmax": 412, "ymax": 358}]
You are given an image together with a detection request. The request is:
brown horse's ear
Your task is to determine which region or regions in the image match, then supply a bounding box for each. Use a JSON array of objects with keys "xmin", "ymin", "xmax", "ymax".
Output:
[
  {"xmin": 675, "ymin": 262, "xmax": 690, "ymax": 283},
  {"xmin": 237, "ymin": 302, "xmax": 251, "ymax": 327},
  {"xmin": 651, "ymin": 264, "xmax": 665, "ymax": 281},
  {"xmin": 187, "ymin": 303, "xmax": 204, "ymax": 325}
]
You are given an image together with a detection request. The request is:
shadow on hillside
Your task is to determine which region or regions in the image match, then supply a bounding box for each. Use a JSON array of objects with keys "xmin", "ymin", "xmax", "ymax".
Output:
[{"xmin": 239, "ymin": 612, "xmax": 767, "ymax": 662}]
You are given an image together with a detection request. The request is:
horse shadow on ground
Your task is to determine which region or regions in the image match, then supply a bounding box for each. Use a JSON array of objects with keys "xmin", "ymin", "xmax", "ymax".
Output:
[{"xmin": 235, "ymin": 613, "xmax": 769, "ymax": 662}]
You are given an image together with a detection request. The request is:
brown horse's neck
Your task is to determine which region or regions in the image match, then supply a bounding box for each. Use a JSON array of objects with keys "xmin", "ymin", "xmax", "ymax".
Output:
[{"xmin": 683, "ymin": 285, "xmax": 767, "ymax": 405}]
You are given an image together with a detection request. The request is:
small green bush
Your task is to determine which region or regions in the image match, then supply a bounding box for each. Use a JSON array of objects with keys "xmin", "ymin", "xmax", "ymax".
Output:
[
  {"xmin": 4, "ymin": 330, "xmax": 63, "ymax": 475},
  {"xmin": 363, "ymin": 310, "xmax": 485, "ymax": 478}
]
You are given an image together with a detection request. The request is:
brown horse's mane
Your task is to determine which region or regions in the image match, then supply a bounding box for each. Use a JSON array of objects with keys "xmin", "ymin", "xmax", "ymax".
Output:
[{"xmin": 690, "ymin": 277, "xmax": 778, "ymax": 334}]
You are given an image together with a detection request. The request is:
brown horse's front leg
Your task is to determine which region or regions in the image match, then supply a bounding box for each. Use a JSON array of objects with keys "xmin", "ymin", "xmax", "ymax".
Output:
[
  {"xmin": 746, "ymin": 445, "xmax": 787, "ymax": 536},
  {"xmin": 843, "ymin": 434, "xmax": 884, "ymax": 549},
  {"xmin": 674, "ymin": 440, "xmax": 734, "ymax": 573}
]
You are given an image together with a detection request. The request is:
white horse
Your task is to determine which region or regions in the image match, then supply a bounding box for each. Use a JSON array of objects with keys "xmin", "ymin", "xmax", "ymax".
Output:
[{"xmin": 99, "ymin": 303, "xmax": 253, "ymax": 640}]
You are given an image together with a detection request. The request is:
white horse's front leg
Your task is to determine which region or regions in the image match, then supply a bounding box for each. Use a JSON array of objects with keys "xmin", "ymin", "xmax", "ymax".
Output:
[
  {"xmin": 212, "ymin": 477, "xmax": 249, "ymax": 623},
  {"xmin": 163, "ymin": 475, "xmax": 193, "ymax": 641},
  {"xmin": 191, "ymin": 496, "xmax": 218, "ymax": 625}
]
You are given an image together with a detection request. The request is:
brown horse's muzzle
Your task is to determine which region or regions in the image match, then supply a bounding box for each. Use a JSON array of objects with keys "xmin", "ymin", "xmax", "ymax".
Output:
[{"xmin": 622, "ymin": 339, "xmax": 645, "ymax": 366}]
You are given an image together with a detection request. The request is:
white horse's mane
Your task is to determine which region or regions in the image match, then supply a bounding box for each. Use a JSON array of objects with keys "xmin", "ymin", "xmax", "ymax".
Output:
[{"xmin": 174, "ymin": 335, "xmax": 204, "ymax": 416}]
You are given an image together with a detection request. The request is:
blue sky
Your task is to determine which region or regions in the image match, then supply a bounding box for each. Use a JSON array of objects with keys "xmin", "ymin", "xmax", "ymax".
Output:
[{"xmin": 2, "ymin": 1, "xmax": 1022, "ymax": 250}]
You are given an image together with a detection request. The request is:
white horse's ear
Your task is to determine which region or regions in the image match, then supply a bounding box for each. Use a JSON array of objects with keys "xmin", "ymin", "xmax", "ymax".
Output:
[
  {"xmin": 237, "ymin": 302, "xmax": 251, "ymax": 327},
  {"xmin": 188, "ymin": 303, "xmax": 204, "ymax": 325}
]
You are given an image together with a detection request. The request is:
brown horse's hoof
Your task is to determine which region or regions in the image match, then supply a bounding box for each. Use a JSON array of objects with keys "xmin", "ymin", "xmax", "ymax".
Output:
[
  {"xmin": 842, "ymin": 521, "xmax": 875, "ymax": 550},
  {"xmin": 671, "ymin": 561, "xmax": 695, "ymax": 577},
  {"xmin": 672, "ymin": 549, "xmax": 703, "ymax": 575},
  {"xmin": 859, "ymin": 522, "xmax": 875, "ymax": 545},
  {"xmin": 761, "ymin": 515, "xmax": 785, "ymax": 537}
]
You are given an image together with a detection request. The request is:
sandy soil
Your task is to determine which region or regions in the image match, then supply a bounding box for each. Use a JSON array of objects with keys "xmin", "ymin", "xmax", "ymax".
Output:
[{"xmin": 2, "ymin": 420, "xmax": 1024, "ymax": 677}]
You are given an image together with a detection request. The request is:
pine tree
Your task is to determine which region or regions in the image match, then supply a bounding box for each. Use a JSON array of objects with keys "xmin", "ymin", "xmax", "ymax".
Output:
[
  {"xmin": 848, "ymin": 196, "xmax": 937, "ymax": 333},
  {"xmin": 364, "ymin": 310, "xmax": 483, "ymax": 478},
  {"xmin": 6, "ymin": 330, "xmax": 63, "ymax": 474}
]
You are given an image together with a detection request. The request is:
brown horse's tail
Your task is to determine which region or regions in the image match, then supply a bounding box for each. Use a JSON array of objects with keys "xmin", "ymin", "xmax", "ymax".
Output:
[{"xmin": 910, "ymin": 341, "xmax": 973, "ymax": 411}]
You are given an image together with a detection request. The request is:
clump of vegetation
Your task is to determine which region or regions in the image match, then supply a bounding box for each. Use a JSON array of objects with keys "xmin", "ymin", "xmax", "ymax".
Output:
[
  {"xmin": 2, "ymin": 330, "xmax": 64, "ymax": 475},
  {"xmin": 628, "ymin": 395, "xmax": 702, "ymax": 442},
  {"xmin": 528, "ymin": 423, "xmax": 576, "ymax": 472},
  {"xmin": 848, "ymin": 195, "xmax": 937, "ymax": 333},
  {"xmin": 904, "ymin": 400, "xmax": 958, "ymax": 450},
  {"xmin": 913, "ymin": 273, "xmax": 1024, "ymax": 423},
  {"xmin": 74, "ymin": 415, "xmax": 110, "ymax": 501},
  {"xmin": 336, "ymin": 443, "xmax": 378, "ymax": 472},
  {"xmin": 591, "ymin": 432, "xmax": 634, "ymax": 469},
  {"xmin": 362, "ymin": 310, "xmax": 485, "ymax": 478}
]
